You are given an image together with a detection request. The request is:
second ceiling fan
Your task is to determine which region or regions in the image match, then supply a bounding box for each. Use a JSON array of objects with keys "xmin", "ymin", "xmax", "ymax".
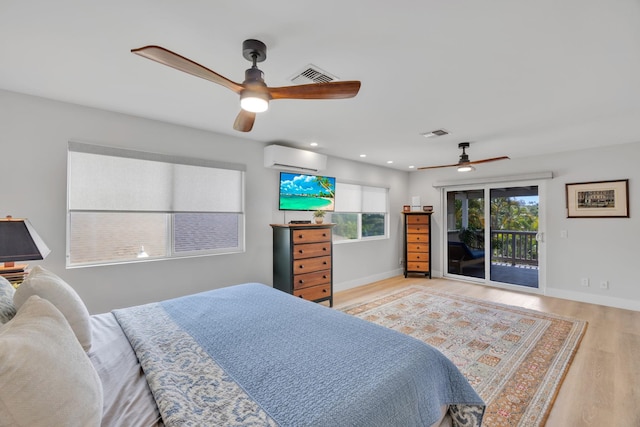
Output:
[
  {"xmin": 132, "ymin": 39, "xmax": 361, "ymax": 132},
  {"xmin": 418, "ymin": 142, "xmax": 509, "ymax": 172}
]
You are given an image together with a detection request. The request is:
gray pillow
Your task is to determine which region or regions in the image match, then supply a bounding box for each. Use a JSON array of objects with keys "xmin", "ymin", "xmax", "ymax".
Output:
[{"xmin": 0, "ymin": 275, "xmax": 16, "ymax": 324}]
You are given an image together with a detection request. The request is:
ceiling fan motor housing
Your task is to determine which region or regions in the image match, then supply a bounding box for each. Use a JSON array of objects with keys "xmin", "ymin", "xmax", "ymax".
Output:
[
  {"xmin": 242, "ymin": 39, "xmax": 267, "ymax": 63},
  {"xmin": 458, "ymin": 142, "xmax": 470, "ymax": 163}
]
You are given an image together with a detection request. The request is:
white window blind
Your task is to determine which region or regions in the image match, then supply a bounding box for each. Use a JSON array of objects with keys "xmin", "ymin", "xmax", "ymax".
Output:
[
  {"xmin": 335, "ymin": 183, "xmax": 362, "ymax": 212},
  {"xmin": 362, "ymin": 186, "xmax": 387, "ymax": 213},
  {"xmin": 68, "ymin": 142, "xmax": 244, "ymax": 213},
  {"xmin": 335, "ymin": 183, "xmax": 388, "ymax": 213}
]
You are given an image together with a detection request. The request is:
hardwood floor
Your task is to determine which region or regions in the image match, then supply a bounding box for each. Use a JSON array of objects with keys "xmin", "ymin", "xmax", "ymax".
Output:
[{"xmin": 333, "ymin": 276, "xmax": 640, "ymax": 427}]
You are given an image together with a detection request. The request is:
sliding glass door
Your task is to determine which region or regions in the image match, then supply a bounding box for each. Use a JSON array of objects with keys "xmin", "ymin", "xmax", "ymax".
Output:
[
  {"xmin": 446, "ymin": 189, "xmax": 486, "ymax": 280},
  {"xmin": 445, "ymin": 181, "xmax": 543, "ymax": 290},
  {"xmin": 489, "ymin": 186, "xmax": 539, "ymax": 288}
]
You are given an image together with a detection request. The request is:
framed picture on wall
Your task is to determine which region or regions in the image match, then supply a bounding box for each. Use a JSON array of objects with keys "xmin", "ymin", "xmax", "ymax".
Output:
[{"xmin": 565, "ymin": 179, "xmax": 629, "ymax": 218}]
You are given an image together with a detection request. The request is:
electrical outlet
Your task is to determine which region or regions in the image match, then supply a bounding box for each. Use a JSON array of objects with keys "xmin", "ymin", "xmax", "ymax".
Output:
[
  {"xmin": 399, "ymin": 258, "xmax": 403, "ymax": 266},
  {"xmin": 600, "ymin": 281, "xmax": 609, "ymax": 290},
  {"xmin": 580, "ymin": 278, "xmax": 589, "ymax": 287}
]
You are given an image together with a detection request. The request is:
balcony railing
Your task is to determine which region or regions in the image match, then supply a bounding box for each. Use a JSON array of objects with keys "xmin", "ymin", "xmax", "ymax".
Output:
[
  {"xmin": 448, "ymin": 230, "xmax": 539, "ymax": 267},
  {"xmin": 491, "ymin": 230, "xmax": 538, "ymax": 266}
]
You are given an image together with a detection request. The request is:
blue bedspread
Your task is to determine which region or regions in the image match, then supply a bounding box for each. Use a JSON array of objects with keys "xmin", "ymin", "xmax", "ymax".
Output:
[{"xmin": 114, "ymin": 283, "xmax": 484, "ymax": 426}]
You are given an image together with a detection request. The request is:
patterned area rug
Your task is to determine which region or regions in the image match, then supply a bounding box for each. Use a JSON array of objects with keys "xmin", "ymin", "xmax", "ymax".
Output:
[{"xmin": 341, "ymin": 287, "xmax": 587, "ymax": 427}]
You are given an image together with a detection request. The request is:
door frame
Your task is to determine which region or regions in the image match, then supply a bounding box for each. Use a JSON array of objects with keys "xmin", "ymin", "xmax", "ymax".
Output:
[{"xmin": 440, "ymin": 178, "xmax": 546, "ymax": 294}]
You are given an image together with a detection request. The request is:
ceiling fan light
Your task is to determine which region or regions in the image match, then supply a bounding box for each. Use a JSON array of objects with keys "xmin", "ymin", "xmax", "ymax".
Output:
[
  {"xmin": 457, "ymin": 164, "xmax": 475, "ymax": 172},
  {"xmin": 240, "ymin": 94, "xmax": 269, "ymax": 113}
]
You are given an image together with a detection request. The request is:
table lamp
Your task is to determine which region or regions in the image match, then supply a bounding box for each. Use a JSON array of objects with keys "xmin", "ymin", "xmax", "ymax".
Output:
[{"xmin": 0, "ymin": 215, "xmax": 50, "ymax": 285}]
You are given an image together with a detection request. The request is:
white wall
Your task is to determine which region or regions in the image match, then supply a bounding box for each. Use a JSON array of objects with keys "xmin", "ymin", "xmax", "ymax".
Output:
[
  {"xmin": 408, "ymin": 141, "xmax": 640, "ymax": 311},
  {"xmin": 1, "ymin": 90, "xmax": 409, "ymax": 313}
]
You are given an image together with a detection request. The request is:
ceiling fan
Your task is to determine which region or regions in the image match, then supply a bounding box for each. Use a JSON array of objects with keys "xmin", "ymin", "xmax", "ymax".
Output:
[
  {"xmin": 418, "ymin": 142, "xmax": 509, "ymax": 172},
  {"xmin": 131, "ymin": 40, "xmax": 361, "ymax": 132}
]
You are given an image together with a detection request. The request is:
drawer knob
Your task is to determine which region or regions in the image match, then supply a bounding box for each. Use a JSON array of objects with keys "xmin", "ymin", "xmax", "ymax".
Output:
[
  {"xmin": 322, "ymin": 233, "xmax": 327, "ymax": 237},
  {"xmin": 322, "ymin": 289, "xmax": 327, "ymax": 293},
  {"xmin": 298, "ymin": 249, "xmax": 304, "ymax": 254},
  {"xmin": 323, "ymin": 261, "xmax": 327, "ymax": 265},
  {"xmin": 298, "ymin": 280, "xmax": 304, "ymax": 284},
  {"xmin": 299, "ymin": 265, "xmax": 304, "ymax": 269},
  {"xmin": 323, "ymin": 275, "xmax": 327, "ymax": 279}
]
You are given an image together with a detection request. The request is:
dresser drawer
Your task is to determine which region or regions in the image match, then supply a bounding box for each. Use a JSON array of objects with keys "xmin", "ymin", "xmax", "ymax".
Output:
[
  {"xmin": 407, "ymin": 252, "xmax": 428, "ymax": 262},
  {"xmin": 407, "ymin": 234, "xmax": 429, "ymax": 243},
  {"xmin": 291, "ymin": 228, "xmax": 332, "ymax": 244},
  {"xmin": 407, "ymin": 215, "xmax": 429, "ymax": 225},
  {"xmin": 407, "ymin": 261, "xmax": 429, "ymax": 271},
  {"xmin": 294, "ymin": 283, "xmax": 331, "ymax": 301},
  {"xmin": 407, "ymin": 242, "xmax": 429, "ymax": 252},
  {"xmin": 293, "ymin": 256, "xmax": 332, "ymax": 274},
  {"xmin": 293, "ymin": 270, "xmax": 331, "ymax": 290},
  {"xmin": 293, "ymin": 242, "xmax": 332, "ymax": 260},
  {"xmin": 407, "ymin": 224, "xmax": 429, "ymax": 234}
]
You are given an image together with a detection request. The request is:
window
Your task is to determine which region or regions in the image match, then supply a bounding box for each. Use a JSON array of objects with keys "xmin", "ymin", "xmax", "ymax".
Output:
[
  {"xmin": 331, "ymin": 183, "xmax": 388, "ymax": 242},
  {"xmin": 67, "ymin": 142, "xmax": 245, "ymax": 267}
]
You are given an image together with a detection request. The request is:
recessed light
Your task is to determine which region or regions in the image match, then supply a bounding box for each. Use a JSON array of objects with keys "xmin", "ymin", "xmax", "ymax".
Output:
[
  {"xmin": 310, "ymin": 142, "xmax": 318, "ymax": 147},
  {"xmin": 420, "ymin": 129, "xmax": 449, "ymax": 138},
  {"xmin": 359, "ymin": 154, "xmax": 367, "ymax": 158},
  {"xmin": 408, "ymin": 165, "xmax": 415, "ymax": 169},
  {"xmin": 386, "ymin": 160, "xmax": 393, "ymax": 164}
]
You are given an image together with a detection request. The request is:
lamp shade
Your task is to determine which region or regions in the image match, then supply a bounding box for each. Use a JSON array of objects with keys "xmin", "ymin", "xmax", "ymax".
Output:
[{"xmin": 0, "ymin": 217, "xmax": 51, "ymax": 264}]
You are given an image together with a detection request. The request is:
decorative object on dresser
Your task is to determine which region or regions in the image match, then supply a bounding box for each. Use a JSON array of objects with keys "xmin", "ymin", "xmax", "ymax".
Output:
[
  {"xmin": 0, "ymin": 216, "xmax": 51, "ymax": 287},
  {"xmin": 402, "ymin": 211, "xmax": 432, "ymax": 278},
  {"xmin": 271, "ymin": 223, "xmax": 334, "ymax": 306},
  {"xmin": 312, "ymin": 209, "xmax": 325, "ymax": 224}
]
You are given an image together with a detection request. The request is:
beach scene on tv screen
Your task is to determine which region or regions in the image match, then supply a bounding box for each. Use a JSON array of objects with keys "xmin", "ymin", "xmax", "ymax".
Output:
[{"xmin": 280, "ymin": 173, "xmax": 335, "ymax": 211}]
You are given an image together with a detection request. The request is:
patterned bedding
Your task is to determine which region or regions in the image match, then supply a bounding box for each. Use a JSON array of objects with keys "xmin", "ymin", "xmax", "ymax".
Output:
[{"xmin": 114, "ymin": 283, "xmax": 484, "ymax": 426}]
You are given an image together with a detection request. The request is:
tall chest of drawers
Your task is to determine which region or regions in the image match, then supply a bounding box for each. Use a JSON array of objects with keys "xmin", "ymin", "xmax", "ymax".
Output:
[
  {"xmin": 271, "ymin": 223, "xmax": 334, "ymax": 306},
  {"xmin": 402, "ymin": 212, "xmax": 432, "ymax": 278}
]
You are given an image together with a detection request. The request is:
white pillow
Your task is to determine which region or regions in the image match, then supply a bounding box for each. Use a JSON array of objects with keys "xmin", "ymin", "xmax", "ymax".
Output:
[
  {"xmin": 0, "ymin": 276, "xmax": 16, "ymax": 324},
  {"xmin": 0, "ymin": 295, "xmax": 103, "ymax": 426},
  {"xmin": 14, "ymin": 266, "xmax": 92, "ymax": 351}
]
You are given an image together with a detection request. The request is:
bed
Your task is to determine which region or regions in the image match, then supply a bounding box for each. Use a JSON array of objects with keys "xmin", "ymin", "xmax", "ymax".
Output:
[{"xmin": 0, "ymin": 267, "xmax": 484, "ymax": 427}]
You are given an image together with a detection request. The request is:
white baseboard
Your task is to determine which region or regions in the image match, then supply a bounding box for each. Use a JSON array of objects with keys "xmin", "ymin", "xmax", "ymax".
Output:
[
  {"xmin": 336, "ymin": 269, "xmax": 640, "ymax": 312},
  {"xmin": 545, "ymin": 288, "xmax": 640, "ymax": 312}
]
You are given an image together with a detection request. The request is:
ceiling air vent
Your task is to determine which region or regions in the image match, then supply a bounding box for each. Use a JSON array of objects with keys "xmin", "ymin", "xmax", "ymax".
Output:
[
  {"xmin": 290, "ymin": 64, "xmax": 338, "ymax": 84},
  {"xmin": 420, "ymin": 129, "xmax": 450, "ymax": 139}
]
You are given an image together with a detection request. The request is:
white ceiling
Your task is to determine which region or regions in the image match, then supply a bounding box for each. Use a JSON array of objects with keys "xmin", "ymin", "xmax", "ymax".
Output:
[{"xmin": 2, "ymin": 0, "xmax": 640, "ymax": 171}]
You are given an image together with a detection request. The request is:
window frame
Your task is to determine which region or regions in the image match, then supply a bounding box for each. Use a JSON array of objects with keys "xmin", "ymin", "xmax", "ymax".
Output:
[
  {"xmin": 66, "ymin": 142, "xmax": 245, "ymax": 268},
  {"xmin": 331, "ymin": 183, "xmax": 389, "ymax": 244}
]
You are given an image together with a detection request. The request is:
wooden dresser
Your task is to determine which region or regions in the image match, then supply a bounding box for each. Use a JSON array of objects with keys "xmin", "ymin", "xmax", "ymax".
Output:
[
  {"xmin": 402, "ymin": 212, "xmax": 432, "ymax": 278},
  {"xmin": 271, "ymin": 223, "xmax": 334, "ymax": 306}
]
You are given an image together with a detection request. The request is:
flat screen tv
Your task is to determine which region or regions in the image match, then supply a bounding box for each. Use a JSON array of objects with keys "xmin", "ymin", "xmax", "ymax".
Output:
[{"xmin": 279, "ymin": 172, "xmax": 336, "ymax": 211}]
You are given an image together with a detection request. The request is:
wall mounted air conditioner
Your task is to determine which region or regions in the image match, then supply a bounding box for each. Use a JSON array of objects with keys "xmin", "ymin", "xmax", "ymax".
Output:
[{"xmin": 263, "ymin": 144, "xmax": 327, "ymax": 172}]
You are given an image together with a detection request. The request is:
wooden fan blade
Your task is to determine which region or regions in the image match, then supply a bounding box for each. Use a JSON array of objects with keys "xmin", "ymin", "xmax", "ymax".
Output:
[
  {"xmin": 268, "ymin": 81, "xmax": 361, "ymax": 100},
  {"xmin": 417, "ymin": 163, "xmax": 462, "ymax": 170},
  {"xmin": 132, "ymin": 45, "xmax": 243, "ymax": 93},
  {"xmin": 468, "ymin": 156, "xmax": 510, "ymax": 165},
  {"xmin": 233, "ymin": 110, "xmax": 256, "ymax": 132},
  {"xmin": 418, "ymin": 156, "xmax": 509, "ymax": 170}
]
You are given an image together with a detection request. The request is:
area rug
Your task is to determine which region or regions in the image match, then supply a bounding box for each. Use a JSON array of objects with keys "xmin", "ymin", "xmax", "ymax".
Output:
[{"xmin": 341, "ymin": 287, "xmax": 587, "ymax": 427}]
